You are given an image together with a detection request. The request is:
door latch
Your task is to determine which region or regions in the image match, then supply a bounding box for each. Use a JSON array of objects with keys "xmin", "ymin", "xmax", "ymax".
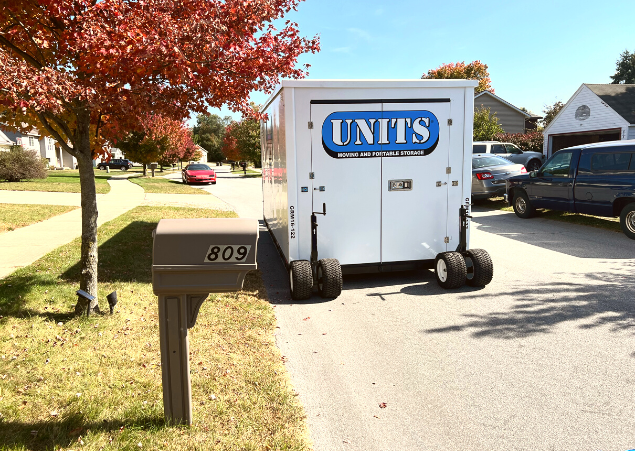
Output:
[
  {"xmin": 436, "ymin": 181, "xmax": 447, "ymax": 187},
  {"xmin": 314, "ymin": 186, "xmax": 325, "ymax": 191}
]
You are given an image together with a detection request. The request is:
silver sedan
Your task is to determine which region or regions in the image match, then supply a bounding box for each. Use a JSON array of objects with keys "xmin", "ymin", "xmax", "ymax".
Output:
[{"xmin": 472, "ymin": 154, "xmax": 526, "ymax": 200}]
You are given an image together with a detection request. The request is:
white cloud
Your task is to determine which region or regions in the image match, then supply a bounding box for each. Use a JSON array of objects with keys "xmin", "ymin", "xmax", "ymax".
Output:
[{"xmin": 347, "ymin": 28, "xmax": 373, "ymax": 42}]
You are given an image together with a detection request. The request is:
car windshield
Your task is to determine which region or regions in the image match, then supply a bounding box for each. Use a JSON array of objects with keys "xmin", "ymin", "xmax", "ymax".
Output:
[
  {"xmin": 472, "ymin": 156, "xmax": 511, "ymax": 169},
  {"xmin": 187, "ymin": 164, "xmax": 211, "ymax": 171}
]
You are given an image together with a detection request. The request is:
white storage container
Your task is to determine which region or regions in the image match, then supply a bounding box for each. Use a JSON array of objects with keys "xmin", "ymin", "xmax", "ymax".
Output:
[{"xmin": 260, "ymin": 80, "xmax": 493, "ymax": 299}]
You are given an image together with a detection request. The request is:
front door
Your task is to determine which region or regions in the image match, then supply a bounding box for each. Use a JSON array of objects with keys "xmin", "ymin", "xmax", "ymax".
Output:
[
  {"xmin": 381, "ymin": 102, "xmax": 452, "ymax": 262},
  {"xmin": 528, "ymin": 150, "xmax": 574, "ymax": 210},
  {"xmin": 310, "ymin": 102, "xmax": 383, "ymax": 265}
]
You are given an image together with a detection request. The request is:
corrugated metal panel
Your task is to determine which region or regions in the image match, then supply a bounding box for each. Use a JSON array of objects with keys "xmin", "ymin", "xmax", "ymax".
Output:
[{"xmin": 474, "ymin": 96, "xmax": 526, "ymax": 134}]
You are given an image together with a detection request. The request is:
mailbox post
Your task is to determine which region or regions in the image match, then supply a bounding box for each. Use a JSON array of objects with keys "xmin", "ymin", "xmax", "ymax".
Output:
[{"xmin": 152, "ymin": 218, "xmax": 258, "ymax": 425}]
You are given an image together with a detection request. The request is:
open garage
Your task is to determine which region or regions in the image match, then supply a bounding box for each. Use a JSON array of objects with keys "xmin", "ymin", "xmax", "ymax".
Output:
[{"xmin": 544, "ymin": 84, "xmax": 635, "ymax": 157}]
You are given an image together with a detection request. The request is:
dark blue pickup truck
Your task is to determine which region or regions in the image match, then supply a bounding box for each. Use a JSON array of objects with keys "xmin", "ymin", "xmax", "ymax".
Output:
[{"xmin": 505, "ymin": 140, "xmax": 635, "ymax": 240}]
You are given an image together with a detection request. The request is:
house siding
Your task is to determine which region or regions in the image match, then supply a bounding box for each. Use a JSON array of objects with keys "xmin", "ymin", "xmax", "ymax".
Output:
[
  {"xmin": 474, "ymin": 95, "xmax": 526, "ymax": 134},
  {"xmin": 628, "ymin": 125, "xmax": 635, "ymax": 140},
  {"xmin": 544, "ymin": 85, "xmax": 630, "ymax": 154}
]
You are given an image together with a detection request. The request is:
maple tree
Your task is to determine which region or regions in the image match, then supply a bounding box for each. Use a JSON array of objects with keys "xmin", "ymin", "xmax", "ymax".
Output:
[
  {"xmin": 422, "ymin": 61, "xmax": 493, "ymax": 94},
  {"xmin": 0, "ymin": 0, "xmax": 319, "ymax": 310}
]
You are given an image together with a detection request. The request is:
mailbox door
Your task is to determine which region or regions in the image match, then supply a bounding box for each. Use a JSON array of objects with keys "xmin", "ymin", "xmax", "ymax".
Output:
[{"xmin": 310, "ymin": 102, "xmax": 382, "ymax": 265}]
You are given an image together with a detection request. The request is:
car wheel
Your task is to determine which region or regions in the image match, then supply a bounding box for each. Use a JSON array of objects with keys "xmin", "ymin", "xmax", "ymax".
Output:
[
  {"xmin": 120, "ymin": 166, "xmax": 127, "ymax": 171},
  {"xmin": 619, "ymin": 203, "xmax": 635, "ymax": 240},
  {"xmin": 317, "ymin": 258, "xmax": 343, "ymax": 299},
  {"xmin": 526, "ymin": 159, "xmax": 541, "ymax": 172},
  {"xmin": 513, "ymin": 190, "xmax": 535, "ymax": 219},
  {"xmin": 464, "ymin": 249, "xmax": 493, "ymax": 287},
  {"xmin": 434, "ymin": 252, "xmax": 467, "ymax": 289},
  {"xmin": 289, "ymin": 260, "xmax": 313, "ymax": 300},
  {"xmin": 99, "ymin": 166, "xmax": 105, "ymax": 170},
  {"xmin": 212, "ymin": 181, "xmax": 216, "ymax": 184}
]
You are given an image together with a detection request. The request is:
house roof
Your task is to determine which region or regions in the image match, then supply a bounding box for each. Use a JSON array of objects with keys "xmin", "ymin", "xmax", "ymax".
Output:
[
  {"xmin": 0, "ymin": 129, "xmax": 15, "ymax": 147},
  {"xmin": 585, "ymin": 84, "xmax": 635, "ymax": 124},
  {"xmin": 474, "ymin": 90, "xmax": 540, "ymax": 118}
]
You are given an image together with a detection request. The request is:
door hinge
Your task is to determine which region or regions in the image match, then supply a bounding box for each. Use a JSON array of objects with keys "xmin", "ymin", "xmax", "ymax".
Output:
[
  {"xmin": 309, "ymin": 172, "xmax": 315, "ymax": 179},
  {"xmin": 447, "ymin": 119, "xmax": 453, "ymax": 126},
  {"xmin": 446, "ymin": 167, "xmax": 451, "ymax": 174},
  {"xmin": 308, "ymin": 121, "xmax": 314, "ymax": 129},
  {"xmin": 444, "ymin": 237, "xmax": 450, "ymax": 243}
]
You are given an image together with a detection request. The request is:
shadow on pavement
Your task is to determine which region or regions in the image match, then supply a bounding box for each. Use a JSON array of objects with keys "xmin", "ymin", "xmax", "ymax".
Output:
[{"xmin": 422, "ymin": 269, "xmax": 635, "ymax": 340}]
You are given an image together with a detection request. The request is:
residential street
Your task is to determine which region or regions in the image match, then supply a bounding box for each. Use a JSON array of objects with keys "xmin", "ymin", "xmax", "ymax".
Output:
[{"xmin": 205, "ymin": 170, "xmax": 635, "ymax": 451}]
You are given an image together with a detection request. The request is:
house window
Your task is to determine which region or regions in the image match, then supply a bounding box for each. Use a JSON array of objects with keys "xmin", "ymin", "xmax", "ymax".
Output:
[{"xmin": 29, "ymin": 136, "xmax": 35, "ymax": 147}]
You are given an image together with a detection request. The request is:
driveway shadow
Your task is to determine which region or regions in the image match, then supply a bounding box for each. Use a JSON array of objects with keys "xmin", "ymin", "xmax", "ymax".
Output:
[{"xmin": 422, "ymin": 270, "xmax": 635, "ymax": 340}]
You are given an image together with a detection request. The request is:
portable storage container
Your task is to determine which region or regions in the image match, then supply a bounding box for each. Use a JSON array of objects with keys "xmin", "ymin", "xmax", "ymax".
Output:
[{"xmin": 260, "ymin": 80, "xmax": 493, "ymax": 299}]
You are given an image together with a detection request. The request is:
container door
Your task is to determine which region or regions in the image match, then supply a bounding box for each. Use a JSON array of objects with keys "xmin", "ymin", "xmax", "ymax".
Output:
[
  {"xmin": 381, "ymin": 101, "xmax": 452, "ymax": 262},
  {"xmin": 310, "ymin": 102, "xmax": 383, "ymax": 265}
]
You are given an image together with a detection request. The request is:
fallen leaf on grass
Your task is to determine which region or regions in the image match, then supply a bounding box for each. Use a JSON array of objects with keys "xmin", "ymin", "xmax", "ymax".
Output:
[{"xmin": 50, "ymin": 410, "xmax": 58, "ymax": 416}]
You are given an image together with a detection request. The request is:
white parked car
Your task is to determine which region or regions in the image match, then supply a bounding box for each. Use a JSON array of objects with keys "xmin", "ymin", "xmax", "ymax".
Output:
[{"xmin": 473, "ymin": 141, "xmax": 545, "ymax": 172}]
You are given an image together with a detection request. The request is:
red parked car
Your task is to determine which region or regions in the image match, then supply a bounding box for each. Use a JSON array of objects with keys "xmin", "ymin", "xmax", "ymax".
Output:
[{"xmin": 182, "ymin": 164, "xmax": 216, "ymax": 185}]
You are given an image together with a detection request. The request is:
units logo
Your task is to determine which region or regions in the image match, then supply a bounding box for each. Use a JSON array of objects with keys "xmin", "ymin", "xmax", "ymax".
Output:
[{"xmin": 321, "ymin": 110, "xmax": 440, "ymax": 159}]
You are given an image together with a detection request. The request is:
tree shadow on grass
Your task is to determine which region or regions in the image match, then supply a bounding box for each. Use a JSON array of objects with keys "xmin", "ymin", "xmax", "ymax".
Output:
[
  {"xmin": 0, "ymin": 412, "xmax": 167, "ymax": 451},
  {"xmin": 0, "ymin": 221, "xmax": 157, "ymax": 320},
  {"xmin": 422, "ymin": 270, "xmax": 635, "ymax": 340},
  {"xmin": 62, "ymin": 220, "xmax": 156, "ymax": 284}
]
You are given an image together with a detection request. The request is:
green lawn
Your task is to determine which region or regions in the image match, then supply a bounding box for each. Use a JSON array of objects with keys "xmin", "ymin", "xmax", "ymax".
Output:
[
  {"xmin": 0, "ymin": 170, "xmax": 111, "ymax": 194},
  {"xmin": 128, "ymin": 176, "xmax": 210, "ymax": 195},
  {"xmin": 230, "ymin": 167, "xmax": 262, "ymax": 178},
  {"xmin": 0, "ymin": 206, "xmax": 311, "ymax": 451},
  {"xmin": 0, "ymin": 204, "xmax": 78, "ymax": 233},
  {"xmin": 474, "ymin": 196, "xmax": 623, "ymax": 234}
]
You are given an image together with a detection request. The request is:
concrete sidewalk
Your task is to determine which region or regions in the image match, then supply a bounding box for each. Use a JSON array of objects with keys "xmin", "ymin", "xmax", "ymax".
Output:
[{"xmin": 0, "ymin": 178, "xmax": 145, "ymax": 279}]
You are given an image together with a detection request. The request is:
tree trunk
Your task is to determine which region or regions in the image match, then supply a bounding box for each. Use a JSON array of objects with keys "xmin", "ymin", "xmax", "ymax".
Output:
[
  {"xmin": 74, "ymin": 109, "xmax": 100, "ymax": 315},
  {"xmin": 143, "ymin": 163, "xmax": 147, "ymax": 176}
]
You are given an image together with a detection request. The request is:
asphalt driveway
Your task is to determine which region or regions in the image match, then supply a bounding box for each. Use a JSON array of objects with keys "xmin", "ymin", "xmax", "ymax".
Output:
[{"xmin": 190, "ymin": 169, "xmax": 635, "ymax": 450}]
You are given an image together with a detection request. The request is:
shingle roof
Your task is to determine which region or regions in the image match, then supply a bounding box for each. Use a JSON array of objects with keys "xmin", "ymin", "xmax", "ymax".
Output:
[{"xmin": 585, "ymin": 84, "xmax": 635, "ymax": 124}]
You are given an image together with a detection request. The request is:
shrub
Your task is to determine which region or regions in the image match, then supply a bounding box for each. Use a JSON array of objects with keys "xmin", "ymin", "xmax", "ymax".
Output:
[
  {"xmin": 0, "ymin": 145, "xmax": 47, "ymax": 182},
  {"xmin": 494, "ymin": 131, "xmax": 544, "ymax": 153},
  {"xmin": 473, "ymin": 106, "xmax": 504, "ymax": 141}
]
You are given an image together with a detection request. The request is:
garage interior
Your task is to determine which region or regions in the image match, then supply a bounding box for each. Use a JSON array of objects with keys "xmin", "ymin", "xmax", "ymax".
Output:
[{"xmin": 551, "ymin": 129, "xmax": 621, "ymax": 153}]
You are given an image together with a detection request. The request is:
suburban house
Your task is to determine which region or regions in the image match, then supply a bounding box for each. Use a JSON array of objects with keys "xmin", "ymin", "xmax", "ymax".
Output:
[
  {"xmin": 193, "ymin": 144, "xmax": 208, "ymax": 163},
  {"xmin": 0, "ymin": 124, "xmax": 77, "ymax": 168},
  {"xmin": 543, "ymin": 84, "xmax": 635, "ymax": 157},
  {"xmin": 474, "ymin": 91, "xmax": 541, "ymax": 134},
  {"xmin": 0, "ymin": 129, "xmax": 14, "ymax": 150}
]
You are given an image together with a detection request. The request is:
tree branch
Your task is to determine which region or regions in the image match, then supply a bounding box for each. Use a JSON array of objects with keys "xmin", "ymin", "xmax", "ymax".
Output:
[{"xmin": 37, "ymin": 112, "xmax": 76, "ymax": 156}]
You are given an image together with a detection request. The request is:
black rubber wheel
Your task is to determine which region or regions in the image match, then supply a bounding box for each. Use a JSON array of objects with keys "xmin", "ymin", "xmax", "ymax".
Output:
[
  {"xmin": 465, "ymin": 249, "xmax": 493, "ymax": 287},
  {"xmin": 513, "ymin": 190, "xmax": 535, "ymax": 218},
  {"xmin": 526, "ymin": 159, "xmax": 542, "ymax": 172},
  {"xmin": 212, "ymin": 181, "xmax": 216, "ymax": 184},
  {"xmin": 120, "ymin": 166, "xmax": 127, "ymax": 171},
  {"xmin": 317, "ymin": 258, "xmax": 343, "ymax": 299},
  {"xmin": 434, "ymin": 252, "xmax": 467, "ymax": 289},
  {"xmin": 619, "ymin": 203, "xmax": 635, "ymax": 240},
  {"xmin": 289, "ymin": 260, "xmax": 313, "ymax": 300}
]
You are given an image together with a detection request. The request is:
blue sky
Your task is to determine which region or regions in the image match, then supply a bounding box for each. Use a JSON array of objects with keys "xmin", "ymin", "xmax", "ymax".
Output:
[{"xmin": 202, "ymin": 0, "xmax": 635, "ymax": 122}]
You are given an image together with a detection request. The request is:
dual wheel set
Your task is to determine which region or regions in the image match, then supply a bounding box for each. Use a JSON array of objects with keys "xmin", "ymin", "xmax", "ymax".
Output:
[
  {"xmin": 289, "ymin": 258, "xmax": 343, "ymax": 301},
  {"xmin": 434, "ymin": 249, "xmax": 493, "ymax": 289},
  {"xmin": 288, "ymin": 249, "xmax": 493, "ymax": 300}
]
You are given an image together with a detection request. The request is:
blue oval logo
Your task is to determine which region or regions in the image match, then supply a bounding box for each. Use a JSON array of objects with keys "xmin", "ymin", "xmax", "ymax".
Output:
[{"xmin": 321, "ymin": 110, "xmax": 440, "ymax": 159}]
